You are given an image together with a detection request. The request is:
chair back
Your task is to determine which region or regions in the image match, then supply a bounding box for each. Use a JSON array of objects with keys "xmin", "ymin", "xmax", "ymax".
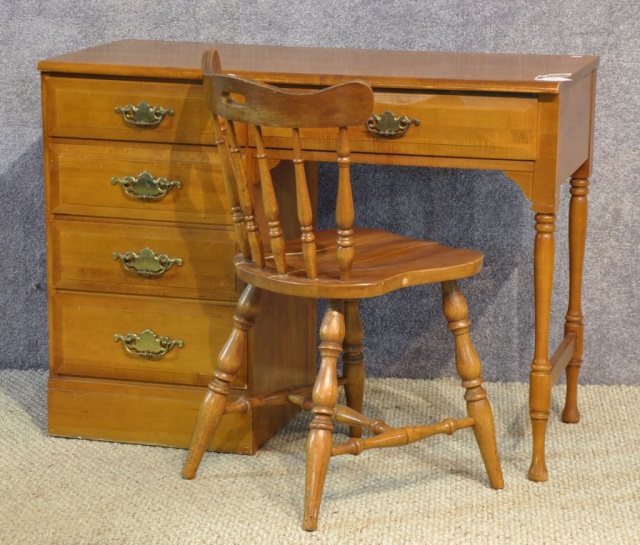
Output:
[{"xmin": 202, "ymin": 49, "xmax": 374, "ymax": 281}]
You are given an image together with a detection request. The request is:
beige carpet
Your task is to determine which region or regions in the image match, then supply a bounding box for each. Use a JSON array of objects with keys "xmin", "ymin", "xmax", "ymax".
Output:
[{"xmin": 1, "ymin": 371, "xmax": 639, "ymax": 545}]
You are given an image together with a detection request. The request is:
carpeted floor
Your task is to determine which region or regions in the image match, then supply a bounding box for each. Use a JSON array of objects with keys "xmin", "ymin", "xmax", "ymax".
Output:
[{"xmin": 1, "ymin": 370, "xmax": 638, "ymax": 545}]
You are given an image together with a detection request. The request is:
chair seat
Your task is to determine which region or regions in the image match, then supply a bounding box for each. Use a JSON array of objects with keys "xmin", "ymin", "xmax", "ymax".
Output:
[{"xmin": 235, "ymin": 228, "xmax": 483, "ymax": 299}]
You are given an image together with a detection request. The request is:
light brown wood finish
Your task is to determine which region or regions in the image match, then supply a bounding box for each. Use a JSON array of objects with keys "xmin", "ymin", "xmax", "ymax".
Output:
[
  {"xmin": 182, "ymin": 284, "xmax": 261, "ymax": 478},
  {"xmin": 40, "ymin": 45, "xmax": 316, "ymax": 454},
  {"xmin": 562, "ymin": 177, "xmax": 588, "ymax": 424},
  {"xmin": 442, "ymin": 281, "xmax": 504, "ymax": 490},
  {"xmin": 342, "ymin": 299, "xmax": 365, "ymax": 439},
  {"xmin": 51, "ymin": 219, "xmax": 237, "ymax": 300},
  {"xmin": 38, "ymin": 40, "xmax": 597, "ymax": 94},
  {"xmin": 40, "ymin": 41, "xmax": 598, "ymax": 483},
  {"xmin": 49, "ymin": 142, "xmax": 230, "ymax": 225},
  {"xmin": 304, "ymin": 301, "xmax": 344, "ymax": 531},
  {"xmin": 47, "ymin": 289, "xmax": 311, "ymax": 453},
  {"xmin": 528, "ymin": 212, "xmax": 556, "ymax": 482},
  {"xmin": 560, "ymin": 69, "xmax": 596, "ymax": 428},
  {"xmin": 183, "ymin": 50, "xmax": 503, "ymax": 531}
]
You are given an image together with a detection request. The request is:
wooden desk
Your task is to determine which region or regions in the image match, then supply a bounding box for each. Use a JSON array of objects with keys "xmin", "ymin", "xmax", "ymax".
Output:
[{"xmin": 39, "ymin": 40, "xmax": 598, "ymax": 481}]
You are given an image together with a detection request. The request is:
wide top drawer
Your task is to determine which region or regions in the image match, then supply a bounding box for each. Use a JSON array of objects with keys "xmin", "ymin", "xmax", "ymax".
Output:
[
  {"xmin": 261, "ymin": 91, "xmax": 538, "ymax": 161},
  {"xmin": 42, "ymin": 75, "xmax": 215, "ymax": 145}
]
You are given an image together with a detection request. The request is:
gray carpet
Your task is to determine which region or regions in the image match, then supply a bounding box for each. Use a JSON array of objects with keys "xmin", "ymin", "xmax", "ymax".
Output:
[
  {"xmin": 1, "ymin": 0, "xmax": 639, "ymax": 386},
  {"xmin": 1, "ymin": 370, "xmax": 639, "ymax": 544}
]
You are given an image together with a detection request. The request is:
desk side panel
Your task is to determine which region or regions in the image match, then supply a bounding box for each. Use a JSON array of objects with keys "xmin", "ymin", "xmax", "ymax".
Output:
[{"xmin": 557, "ymin": 73, "xmax": 594, "ymax": 183}]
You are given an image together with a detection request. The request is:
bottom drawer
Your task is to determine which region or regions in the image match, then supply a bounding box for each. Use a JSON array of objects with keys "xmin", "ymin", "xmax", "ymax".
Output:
[
  {"xmin": 47, "ymin": 376, "xmax": 300, "ymax": 454},
  {"xmin": 50, "ymin": 291, "xmax": 247, "ymax": 388}
]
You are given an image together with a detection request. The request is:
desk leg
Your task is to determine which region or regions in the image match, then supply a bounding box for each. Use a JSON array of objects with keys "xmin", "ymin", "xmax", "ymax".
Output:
[
  {"xmin": 528, "ymin": 212, "xmax": 556, "ymax": 482},
  {"xmin": 562, "ymin": 177, "xmax": 589, "ymax": 423}
]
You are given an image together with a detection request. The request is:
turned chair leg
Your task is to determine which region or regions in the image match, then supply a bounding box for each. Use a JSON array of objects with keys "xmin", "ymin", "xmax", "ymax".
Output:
[
  {"xmin": 343, "ymin": 299, "xmax": 365, "ymax": 438},
  {"xmin": 182, "ymin": 284, "xmax": 261, "ymax": 480},
  {"xmin": 442, "ymin": 281, "xmax": 504, "ymax": 490},
  {"xmin": 304, "ymin": 300, "xmax": 345, "ymax": 531}
]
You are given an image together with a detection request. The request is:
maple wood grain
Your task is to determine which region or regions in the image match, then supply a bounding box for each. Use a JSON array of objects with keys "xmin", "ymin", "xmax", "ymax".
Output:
[{"xmin": 39, "ymin": 39, "xmax": 598, "ymax": 94}]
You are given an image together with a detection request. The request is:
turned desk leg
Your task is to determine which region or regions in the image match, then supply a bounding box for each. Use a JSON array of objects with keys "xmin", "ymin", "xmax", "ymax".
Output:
[
  {"xmin": 563, "ymin": 177, "xmax": 589, "ymax": 423},
  {"xmin": 528, "ymin": 213, "xmax": 556, "ymax": 482}
]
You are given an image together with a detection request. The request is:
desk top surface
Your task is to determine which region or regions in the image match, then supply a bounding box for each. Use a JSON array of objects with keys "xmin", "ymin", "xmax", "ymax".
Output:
[{"xmin": 39, "ymin": 40, "xmax": 599, "ymax": 94}]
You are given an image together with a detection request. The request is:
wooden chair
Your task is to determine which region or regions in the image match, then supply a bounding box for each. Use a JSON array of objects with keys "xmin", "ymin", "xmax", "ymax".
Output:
[{"xmin": 182, "ymin": 49, "xmax": 504, "ymax": 531}]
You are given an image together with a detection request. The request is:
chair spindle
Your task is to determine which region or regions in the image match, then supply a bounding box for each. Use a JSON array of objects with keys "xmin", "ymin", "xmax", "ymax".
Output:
[
  {"xmin": 292, "ymin": 128, "xmax": 318, "ymax": 279},
  {"xmin": 212, "ymin": 116, "xmax": 251, "ymax": 259},
  {"xmin": 254, "ymin": 124, "xmax": 287, "ymax": 274},
  {"xmin": 335, "ymin": 127, "xmax": 355, "ymax": 280},
  {"xmin": 226, "ymin": 119, "xmax": 265, "ymax": 267}
]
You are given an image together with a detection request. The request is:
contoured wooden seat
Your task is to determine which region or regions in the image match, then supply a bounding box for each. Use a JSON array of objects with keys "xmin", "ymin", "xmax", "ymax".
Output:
[
  {"xmin": 182, "ymin": 49, "xmax": 504, "ymax": 531},
  {"xmin": 236, "ymin": 228, "xmax": 483, "ymax": 299}
]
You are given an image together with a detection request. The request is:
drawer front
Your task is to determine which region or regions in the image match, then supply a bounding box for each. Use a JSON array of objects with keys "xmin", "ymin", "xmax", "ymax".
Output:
[
  {"xmin": 51, "ymin": 292, "xmax": 247, "ymax": 388},
  {"xmin": 51, "ymin": 219, "xmax": 237, "ymax": 301},
  {"xmin": 48, "ymin": 142, "xmax": 230, "ymax": 225},
  {"xmin": 43, "ymin": 75, "xmax": 215, "ymax": 144},
  {"xmin": 48, "ymin": 377, "xmax": 256, "ymax": 454},
  {"xmin": 262, "ymin": 92, "xmax": 538, "ymax": 160}
]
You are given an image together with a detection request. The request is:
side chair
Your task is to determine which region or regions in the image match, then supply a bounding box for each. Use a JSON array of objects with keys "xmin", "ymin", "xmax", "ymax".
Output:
[{"xmin": 182, "ymin": 49, "xmax": 504, "ymax": 531}]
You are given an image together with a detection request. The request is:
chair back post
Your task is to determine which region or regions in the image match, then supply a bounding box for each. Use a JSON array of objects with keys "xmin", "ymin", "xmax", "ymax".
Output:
[{"xmin": 203, "ymin": 50, "xmax": 265, "ymax": 266}]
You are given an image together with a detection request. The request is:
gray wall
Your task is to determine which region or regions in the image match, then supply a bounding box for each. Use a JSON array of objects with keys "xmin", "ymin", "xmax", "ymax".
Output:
[{"xmin": 1, "ymin": 1, "xmax": 638, "ymax": 384}]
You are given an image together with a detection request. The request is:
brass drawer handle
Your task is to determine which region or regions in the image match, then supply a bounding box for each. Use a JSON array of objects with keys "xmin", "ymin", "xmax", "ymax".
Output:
[
  {"xmin": 115, "ymin": 101, "xmax": 174, "ymax": 127},
  {"xmin": 113, "ymin": 247, "xmax": 183, "ymax": 277},
  {"xmin": 114, "ymin": 329, "xmax": 183, "ymax": 359},
  {"xmin": 366, "ymin": 110, "xmax": 420, "ymax": 138},
  {"xmin": 111, "ymin": 171, "xmax": 182, "ymax": 201}
]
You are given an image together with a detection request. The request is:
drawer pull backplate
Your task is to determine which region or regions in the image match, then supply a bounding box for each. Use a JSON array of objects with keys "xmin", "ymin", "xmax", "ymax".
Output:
[
  {"xmin": 115, "ymin": 101, "xmax": 174, "ymax": 127},
  {"xmin": 367, "ymin": 110, "xmax": 420, "ymax": 138},
  {"xmin": 113, "ymin": 247, "xmax": 183, "ymax": 277},
  {"xmin": 111, "ymin": 171, "xmax": 182, "ymax": 201},
  {"xmin": 114, "ymin": 329, "xmax": 184, "ymax": 359}
]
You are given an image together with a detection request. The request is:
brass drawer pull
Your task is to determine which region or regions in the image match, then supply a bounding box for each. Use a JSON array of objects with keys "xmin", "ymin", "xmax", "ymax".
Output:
[
  {"xmin": 115, "ymin": 101, "xmax": 174, "ymax": 127},
  {"xmin": 366, "ymin": 110, "xmax": 420, "ymax": 138},
  {"xmin": 113, "ymin": 247, "xmax": 183, "ymax": 277},
  {"xmin": 114, "ymin": 329, "xmax": 183, "ymax": 359},
  {"xmin": 111, "ymin": 171, "xmax": 182, "ymax": 201}
]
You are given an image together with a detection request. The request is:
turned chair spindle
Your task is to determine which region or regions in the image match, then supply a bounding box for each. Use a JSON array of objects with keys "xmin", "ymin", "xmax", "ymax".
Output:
[{"xmin": 183, "ymin": 49, "xmax": 504, "ymax": 532}]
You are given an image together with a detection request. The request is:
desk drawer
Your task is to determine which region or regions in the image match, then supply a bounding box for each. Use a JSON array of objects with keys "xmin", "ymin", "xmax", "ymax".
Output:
[
  {"xmin": 51, "ymin": 219, "xmax": 237, "ymax": 301},
  {"xmin": 264, "ymin": 92, "xmax": 538, "ymax": 160},
  {"xmin": 50, "ymin": 292, "xmax": 246, "ymax": 388},
  {"xmin": 43, "ymin": 75, "xmax": 214, "ymax": 144},
  {"xmin": 48, "ymin": 142, "xmax": 230, "ymax": 225}
]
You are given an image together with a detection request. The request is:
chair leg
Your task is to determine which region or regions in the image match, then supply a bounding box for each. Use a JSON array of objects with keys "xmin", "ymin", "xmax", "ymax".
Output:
[
  {"xmin": 441, "ymin": 281, "xmax": 504, "ymax": 490},
  {"xmin": 182, "ymin": 284, "xmax": 261, "ymax": 480},
  {"xmin": 304, "ymin": 300, "xmax": 345, "ymax": 531},
  {"xmin": 343, "ymin": 299, "xmax": 365, "ymax": 438}
]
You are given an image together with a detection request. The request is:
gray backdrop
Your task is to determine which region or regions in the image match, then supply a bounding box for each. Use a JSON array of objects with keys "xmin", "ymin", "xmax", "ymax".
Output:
[{"xmin": 1, "ymin": 1, "xmax": 638, "ymax": 384}]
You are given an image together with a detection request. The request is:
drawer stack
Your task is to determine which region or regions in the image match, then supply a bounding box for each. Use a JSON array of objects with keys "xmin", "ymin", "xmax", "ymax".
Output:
[{"xmin": 40, "ymin": 73, "xmax": 315, "ymax": 454}]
